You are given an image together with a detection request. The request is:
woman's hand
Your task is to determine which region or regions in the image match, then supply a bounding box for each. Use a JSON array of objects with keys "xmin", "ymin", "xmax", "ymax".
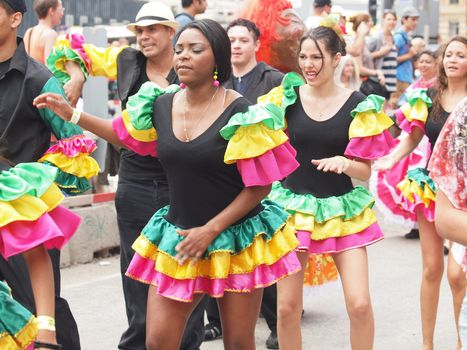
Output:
[
  {"xmin": 63, "ymin": 78, "xmax": 84, "ymax": 107},
  {"xmin": 175, "ymin": 225, "xmax": 218, "ymax": 265},
  {"xmin": 312, "ymin": 156, "xmax": 349, "ymax": 174},
  {"xmin": 376, "ymin": 69, "xmax": 385, "ymax": 85},
  {"xmin": 373, "ymin": 154, "xmax": 396, "ymax": 171},
  {"xmin": 33, "ymin": 93, "xmax": 73, "ymax": 121}
]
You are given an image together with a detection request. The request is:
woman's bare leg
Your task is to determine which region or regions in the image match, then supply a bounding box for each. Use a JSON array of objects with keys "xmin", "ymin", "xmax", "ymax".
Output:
[
  {"xmin": 333, "ymin": 247, "xmax": 374, "ymax": 350},
  {"xmin": 145, "ymin": 286, "xmax": 203, "ymax": 350},
  {"xmin": 218, "ymin": 289, "xmax": 263, "ymax": 350},
  {"xmin": 418, "ymin": 212, "xmax": 444, "ymax": 350},
  {"xmin": 276, "ymin": 251, "xmax": 308, "ymax": 350}
]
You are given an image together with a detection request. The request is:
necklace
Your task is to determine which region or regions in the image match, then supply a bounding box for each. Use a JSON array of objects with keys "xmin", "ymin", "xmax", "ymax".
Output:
[{"xmin": 182, "ymin": 88, "xmax": 219, "ymax": 142}]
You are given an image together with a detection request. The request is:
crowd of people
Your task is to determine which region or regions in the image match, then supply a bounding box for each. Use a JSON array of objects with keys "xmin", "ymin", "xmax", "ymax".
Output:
[{"xmin": 0, "ymin": 0, "xmax": 465, "ymax": 350}]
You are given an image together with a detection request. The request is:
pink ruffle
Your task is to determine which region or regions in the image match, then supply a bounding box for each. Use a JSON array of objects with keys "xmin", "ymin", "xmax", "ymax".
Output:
[
  {"xmin": 398, "ymin": 194, "xmax": 435, "ymax": 222},
  {"xmin": 296, "ymin": 222, "xmax": 384, "ymax": 254},
  {"xmin": 45, "ymin": 135, "xmax": 97, "ymax": 157},
  {"xmin": 126, "ymin": 251, "xmax": 301, "ymax": 302},
  {"xmin": 112, "ymin": 117, "xmax": 158, "ymax": 157},
  {"xmin": 344, "ymin": 130, "xmax": 395, "ymax": 160},
  {"xmin": 395, "ymin": 109, "xmax": 426, "ymax": 134},
  {"xmin": 237, "ymin": 141, "xmax": 299, "ymax": 186},
  {"xmin": 0, "ymin": 206, "xmax": 81, "ymax": 259},
  {"xmin": 66, "ymin": 33, "xmax": 91, "ymax": 72}
]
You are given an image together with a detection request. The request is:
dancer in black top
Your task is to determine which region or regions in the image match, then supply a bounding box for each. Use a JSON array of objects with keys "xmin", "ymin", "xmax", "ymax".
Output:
[
  {"xmin": 264, "ymin": 26, "xmax": 395, "ymax": 349},
  {"xmin": 35, "ymin": 19, "xmax": 301, "ymax": 350}
]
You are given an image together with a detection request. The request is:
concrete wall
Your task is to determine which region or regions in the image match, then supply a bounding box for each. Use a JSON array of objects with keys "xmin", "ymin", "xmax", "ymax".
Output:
[{"xmin": 60, "ymin": 194, "xmax": 119, "ymax": 267}]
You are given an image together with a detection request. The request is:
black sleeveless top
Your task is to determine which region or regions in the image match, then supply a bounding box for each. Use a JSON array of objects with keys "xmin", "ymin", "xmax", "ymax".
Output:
[
  {"xmin": 153, "ymin": 93, "xmax": 263, "ymax": 229},
  {"xmin": 426, "ymin": 89, "xmax": 450, "ymax": 149},
  {"xmin": 282, "ymin": 89, "xmax": 366, "ymax": 198}
]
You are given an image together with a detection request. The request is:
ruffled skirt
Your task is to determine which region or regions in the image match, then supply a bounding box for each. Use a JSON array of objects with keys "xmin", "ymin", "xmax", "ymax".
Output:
[
  {"xmin": 369, "ymin": 135, "xmax": 430, "ymax": 226},
  {"xmin": 126, "ymin": 200, "xmax": 301, "ymax": 302},
  {"xmin": 0, "ymin": 163, "xmax": 81, "ymax": 259},
  {"xmin": 0, "ymin": 281, "xmax": 37, "ymax": 349},
  {"xmin": 396, "ymin": 167, "xmax": 436, "ymax": 222},
  {"xmin": 269, "ymin": 182, "xmax": 384, "ymax": 255}
]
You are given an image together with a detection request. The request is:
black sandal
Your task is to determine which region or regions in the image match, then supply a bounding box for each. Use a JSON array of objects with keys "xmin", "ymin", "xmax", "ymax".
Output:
[{"xmin": 34, "ymin": 341, "xmax": 63, "ymax": 349}]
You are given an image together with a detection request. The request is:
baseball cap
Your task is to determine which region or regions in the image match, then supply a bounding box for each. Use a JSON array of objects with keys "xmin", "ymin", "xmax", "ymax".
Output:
[
  {"xmin": 402, "ymin": 6, "xmax": 420, "ymax": 18},
  {"xmin": 4, "ymin": 0, "xmax": 27, "ymax": 13}
]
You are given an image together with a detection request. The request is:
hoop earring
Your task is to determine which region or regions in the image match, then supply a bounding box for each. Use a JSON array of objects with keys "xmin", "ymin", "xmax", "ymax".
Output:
[{"xmin": 213, "ymin": 66, "xmax": 220, "ymax": 87}]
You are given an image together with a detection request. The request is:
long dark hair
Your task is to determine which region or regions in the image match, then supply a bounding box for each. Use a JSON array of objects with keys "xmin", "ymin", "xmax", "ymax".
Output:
[{"xmin": 431, "ymin": 36, "xmax": 467, "ymax": 120}]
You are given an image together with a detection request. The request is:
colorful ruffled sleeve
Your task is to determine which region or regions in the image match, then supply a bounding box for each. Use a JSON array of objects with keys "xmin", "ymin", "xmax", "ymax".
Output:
[
  {"xmin": 219, "ymin": 72, "xmax": 303, "ymax": 186},
  {"xmin": 47, "ymin": 33, "xmax": 126, "ymax": 85},
  {"xmin": 395, "ymin": 88, "xmax": 432, "ymax": 134},
  {"xmin": 37, "ymin": 77, "xmax": 100, "ymax": 194},
  {"xmin": 344, "ymin": 94, "xmax": 395, "ymax": 160},
  {"xmin": 111, "ymin": 81, "xmax": 181, "ymax": 157}
]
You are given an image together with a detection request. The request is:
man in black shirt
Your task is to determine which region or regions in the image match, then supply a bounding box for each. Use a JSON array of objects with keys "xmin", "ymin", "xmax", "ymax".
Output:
[
  {"xmin": 204, "ymin": 18, "xmax": 283, "ymax": 350},
  {"xmin": 0, "ymin": 0, "xmax": 81, "ymax": 349}
]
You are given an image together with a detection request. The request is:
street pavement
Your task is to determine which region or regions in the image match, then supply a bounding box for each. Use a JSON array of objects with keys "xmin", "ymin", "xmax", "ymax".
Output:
[{"xmin": 61, "ymin": 217, "xmax": 459, "ymax": 349}]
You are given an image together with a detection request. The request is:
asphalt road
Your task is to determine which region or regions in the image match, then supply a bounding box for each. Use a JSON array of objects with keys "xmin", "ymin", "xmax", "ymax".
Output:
[{"xmin": 61, "ymin": 219, "xmax": 459, "ymax": 349}]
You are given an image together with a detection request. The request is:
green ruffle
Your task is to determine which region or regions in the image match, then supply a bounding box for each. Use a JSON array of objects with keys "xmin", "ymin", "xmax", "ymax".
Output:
[
  {"xmin": 406, "ymin": 88, "xmax": 432, "ymax": 107},
  {"xmin": 126, "ymin": 82, "xmax": 180, "ymax": 131},
  {"xmin": 47, "ymin": 46, "xmax": 89, "ymax": 85},
  {"xmin": 141, "ymin": 199, "xmax": 289, "ymax": 258},
  {"xmin": 407, "ymin": 168, "xmax": 436, "ymax": 191},
  {"xmin": 269, "ymin": 182, "xmax": 375, "ymax": 223},
  {"xmin": 350, "ymin": 94, "xmax": 385, "ymax": 118},
  {"xmin": 45, "ymin": 163, "xmax": 91, "ymax": 195},
  {"xmin": 219, "ymin": 72, "xmax": 304, "ymax": 140},
  {"xmin": 220, "ymin": 104, "xmax": 286, "ymax": 140},
  {"xmin": 0, "ymin": 281, "xmax": 35, "ymax": 338},
  {"xmin": 277, "ymin": 72, "xmax": 305, "ymax": 110},
  {"xmin": 0, "ymin": 163, "xmax": 57, "ymax": 201}
]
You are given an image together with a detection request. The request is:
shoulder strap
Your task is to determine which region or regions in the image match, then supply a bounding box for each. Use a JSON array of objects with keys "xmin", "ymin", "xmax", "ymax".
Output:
[{"xmin": 25, "ymin": 27, "xmax": 34, "ymax": 54}]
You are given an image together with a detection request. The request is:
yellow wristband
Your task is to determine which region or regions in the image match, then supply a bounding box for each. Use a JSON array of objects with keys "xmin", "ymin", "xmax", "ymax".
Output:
[
  {"xmin": 36, "ymin": 315, "xmax": 56, "ymax": 331},
  {"xmin": 69, "ymin": 108, "xmax": 81, "ymax": 124},
  {"xmin": 338, "ymin": 156, "xmax": 350, "ymax": 172}
]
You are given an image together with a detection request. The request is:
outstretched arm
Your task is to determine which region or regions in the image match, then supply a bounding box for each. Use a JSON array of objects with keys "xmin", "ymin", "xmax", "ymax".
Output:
[
  {"xmin": 63, "ymin": 61, "xmax": 86, "ymax": 107},
  {"xmin": 33, "ymin": 93, "xmax": 124, "ymax": 148},
  {"xmin": 374, "ymin": 127, "xmax": 424, "ymax": 171}
]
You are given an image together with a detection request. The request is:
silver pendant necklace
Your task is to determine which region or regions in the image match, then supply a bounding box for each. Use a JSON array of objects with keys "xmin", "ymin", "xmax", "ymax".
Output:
[{"xmin": 182, "ymin": 88, "xmax": 219, "ymax": 142}]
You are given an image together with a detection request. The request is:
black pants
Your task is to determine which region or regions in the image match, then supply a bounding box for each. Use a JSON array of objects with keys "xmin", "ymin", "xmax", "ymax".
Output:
[
  {"xmin": 116, "ymin": 176, "xmax": 205, "ymax": 350},
  {"xmin": 206, "ymin": 284, "xmax": 277, "ymax": 333},
  {"xmin": 0, "ymin": 249, "xmax": 81, "ymax": 350}
]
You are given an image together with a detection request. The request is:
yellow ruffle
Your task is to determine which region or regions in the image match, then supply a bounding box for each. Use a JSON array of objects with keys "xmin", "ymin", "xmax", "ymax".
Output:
[
  {"xmin": 51, "ymin": 38, "xmax": 84, "ymax": 75},
  {"xmin": 400, "ymin": 99, "xmax": 428, "ymax": 123},
  {"xmin": 348, "ymin": 110, "xmax": 394, "ymax": 139},
  {"xmin": 288, "ymin": 207, "xmax": 377, "ymax": 241},
  {"xmin": 257, "ymin": 85, "xmax": 284, "ymax": 106},
  {"xmin": 39, "ymin": 153, "xmax": 99, "ymax": 179},
  {"xmin": 397, "ymin": 178, "xmax": 436, "ymax": 207},
  {"xmin": 83, "ymin": 44, "xmax": 125, "ymax": 79},
  {"xmin": 132, "ymin": 223, "xmax": 298, "ymax": 279},
  {"xmin": 224, "ymin": 124, "xmax": 288, "ymax": 164},
  {"xmin": 0, "ymin": 316, "xmax": 38, "ymax": 350},
  {"xmin": 122, "ymin": 109, "xmax": 157, "ymax": 142},
  {"xmin": 0, "ymin": 184, "xmax": 63, "ymax": 227}
]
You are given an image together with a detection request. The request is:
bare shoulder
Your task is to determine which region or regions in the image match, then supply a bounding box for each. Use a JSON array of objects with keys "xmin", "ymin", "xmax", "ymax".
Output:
[
  {"xmin": 42, "ymin": 29, "xmax": 58, "ymax": 42},
  {"xmin": 224, "ymin": 89, "xmax": 243, "ymax": 106}
]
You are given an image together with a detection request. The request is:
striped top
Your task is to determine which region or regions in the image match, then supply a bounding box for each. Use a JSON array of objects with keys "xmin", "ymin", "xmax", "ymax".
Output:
[{"xmin": 381, "ymin": 46, "xmax": 397, "ymax": 92}]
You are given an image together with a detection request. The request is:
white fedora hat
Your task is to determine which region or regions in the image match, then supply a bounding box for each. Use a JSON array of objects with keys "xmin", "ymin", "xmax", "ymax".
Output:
[{"xmin": 127, "ymin": 2, "xmax": 179, "ymax": 33}]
